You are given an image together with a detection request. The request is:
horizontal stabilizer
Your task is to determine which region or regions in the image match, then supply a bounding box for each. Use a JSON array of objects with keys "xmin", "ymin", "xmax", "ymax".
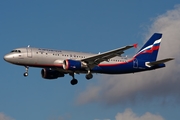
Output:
[{"xmin": 146, "ymin": 58, "xmax": 174, "ymax": 67}]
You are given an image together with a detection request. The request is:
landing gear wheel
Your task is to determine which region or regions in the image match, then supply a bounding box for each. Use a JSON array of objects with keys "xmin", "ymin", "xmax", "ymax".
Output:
[
  {"xmin": 23, "ymin": 66, "xmax": 29, "ymax": 77},
  {"xmin": 86, "ymin": 73, "xmax": 93, "ymax": 80},
  {"xmin": 24, "ymin": 72, "xmax": 28, "ymax": 77},
  {"xmin": 69, "ymin": 73, "xmax": 78, "ymax": 85},
  {"xmin": 70, "ymin": 79, "xmax": 78, "ymax": 85}
]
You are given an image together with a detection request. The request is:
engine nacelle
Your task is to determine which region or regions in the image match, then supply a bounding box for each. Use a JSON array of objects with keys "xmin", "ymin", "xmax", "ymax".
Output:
[
  {"xmin": 41, "ymin": 68, "xmax": 64, "ymax": 79},
  {"xmin": 63, "ymin": 59, "xmax": 82, "ymax": 70}
]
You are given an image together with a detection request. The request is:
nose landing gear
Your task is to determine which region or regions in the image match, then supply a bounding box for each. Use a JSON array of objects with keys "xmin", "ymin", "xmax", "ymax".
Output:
[{"xmin": 23, "ymin": 66, "xmax": 29, "ymax": 77}]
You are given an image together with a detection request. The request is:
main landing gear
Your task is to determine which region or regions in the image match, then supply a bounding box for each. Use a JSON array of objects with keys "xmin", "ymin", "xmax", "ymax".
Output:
[
  {"xmin": 69, "ymin": 71, "xmax": 93, "ymax": 85},
  {"xmin": 70, "ymin": 73, "xmax": 78, "ymax": 85},
  {"xmin": 86, "ymin": 70, "xmax": 93, "ymax": 80},
  {"xmin": 23, "ymin": 66, "xmax": 29, "ymax": 77}
]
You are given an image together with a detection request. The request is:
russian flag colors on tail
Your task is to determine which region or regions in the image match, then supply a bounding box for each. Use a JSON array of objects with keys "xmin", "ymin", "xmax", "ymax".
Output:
[{"xmin": 134, "ymin": 33, "xmax": 162, "ymax": 61}]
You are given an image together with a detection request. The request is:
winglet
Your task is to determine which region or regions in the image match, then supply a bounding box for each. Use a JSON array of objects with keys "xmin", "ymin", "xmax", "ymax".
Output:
[{"xmin": 133, "ymin": 44, "xmax": 138, "ymax": 48}]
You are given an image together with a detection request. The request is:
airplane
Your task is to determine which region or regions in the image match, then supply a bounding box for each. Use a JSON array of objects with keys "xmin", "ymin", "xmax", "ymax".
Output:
[{"xmin": 4, "ymin": 33, "xmax": 174, "ymax": 85}]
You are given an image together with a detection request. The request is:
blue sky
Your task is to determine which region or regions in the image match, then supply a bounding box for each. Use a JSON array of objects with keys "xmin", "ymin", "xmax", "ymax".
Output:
[{"xmin": 1, "ymin": 1, "xmax": 180, "ymax": 120}]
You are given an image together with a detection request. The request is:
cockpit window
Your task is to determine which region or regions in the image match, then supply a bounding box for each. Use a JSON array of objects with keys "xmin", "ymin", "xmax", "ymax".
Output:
[
  {"xmin": 11, "ymin": 50, "xmax": 16, "ymax": 52},
  {"xmin": 11, "ymin": 50, "xmax": 21, "ymax": 53}
]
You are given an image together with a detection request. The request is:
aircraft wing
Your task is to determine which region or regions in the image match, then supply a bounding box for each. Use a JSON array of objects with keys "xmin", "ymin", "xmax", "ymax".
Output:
[{"xmin": 81, "ymin": 44, "xmax": 137, "ymax": 69}]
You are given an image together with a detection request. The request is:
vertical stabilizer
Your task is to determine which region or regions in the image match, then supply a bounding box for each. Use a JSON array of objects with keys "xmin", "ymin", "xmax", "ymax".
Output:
[{"xmin": 134, "ymin": 33, "xmax": 162, "ymax": 61}]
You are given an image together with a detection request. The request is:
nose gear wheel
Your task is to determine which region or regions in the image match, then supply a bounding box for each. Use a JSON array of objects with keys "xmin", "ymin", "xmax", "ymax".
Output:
[{"xmin": 23, "ymin": 66, "xmax": 29, "ymax": 77}]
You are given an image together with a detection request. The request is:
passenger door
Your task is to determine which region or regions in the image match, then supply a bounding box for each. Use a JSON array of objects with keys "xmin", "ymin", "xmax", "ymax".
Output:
[{"xmin": 27, "ymin": 47, "xmax": 32, "ymax": 58}]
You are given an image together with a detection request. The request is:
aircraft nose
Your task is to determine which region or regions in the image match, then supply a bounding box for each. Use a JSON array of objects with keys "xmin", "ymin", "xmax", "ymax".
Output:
[{"xmin": 4, "ymin": 54, "xmax": 12, "ymax": 62}]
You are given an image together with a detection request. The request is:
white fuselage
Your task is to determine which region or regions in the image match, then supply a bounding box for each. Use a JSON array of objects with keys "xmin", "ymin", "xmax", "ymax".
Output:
[{"xmin": 4, "ymin": 47, "xmax": 130, "ymax": 69}]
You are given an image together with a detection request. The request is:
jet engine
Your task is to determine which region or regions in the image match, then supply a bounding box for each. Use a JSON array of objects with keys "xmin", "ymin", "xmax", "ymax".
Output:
[
  {"xmin": 63, "ymin": 59, "xmax": 83, "ymax": 70},
  {"xmin": 41, "ymin": 68, "xmax": 64, "ymax": 79}
]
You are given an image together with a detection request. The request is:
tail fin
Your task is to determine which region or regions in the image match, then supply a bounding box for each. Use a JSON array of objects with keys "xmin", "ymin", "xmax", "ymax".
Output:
[{"xmin": 134, "ymin": 33, "xmax": 162, "ymax": 61}]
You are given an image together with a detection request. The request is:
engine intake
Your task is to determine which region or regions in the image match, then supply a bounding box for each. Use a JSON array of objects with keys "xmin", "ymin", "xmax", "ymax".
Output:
[{"xmin": 41, "ymin": 68, "xmax": 64, "ymax": 79}]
